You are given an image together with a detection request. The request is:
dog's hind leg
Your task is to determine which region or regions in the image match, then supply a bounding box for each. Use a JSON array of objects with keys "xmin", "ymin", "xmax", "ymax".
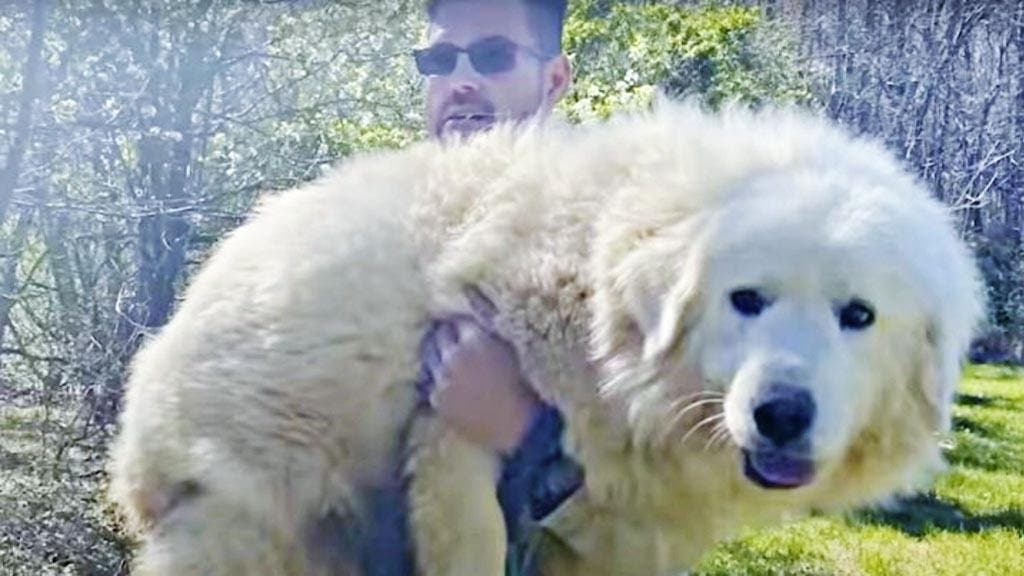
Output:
[
  {"xmin": 407, "ymin": 419, "xmax": 506, "ymax": 576},
  {"xmin": 132, "ymin": 491, "xmax": 359, "ymax": 576}
]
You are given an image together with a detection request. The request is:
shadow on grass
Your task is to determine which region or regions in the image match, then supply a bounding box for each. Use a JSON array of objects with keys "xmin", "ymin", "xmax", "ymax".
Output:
[
  {"xmin": 852, "ymin": 493, "xmax": 1024, "ymax": 536},
  {"xmin": 954, "ymin": 393, "xmax": 995, "ymax": 407},
  {"xmin": 946, "ymin": 398, "xmax": 1024, "ymax": 473},
  {"xmin": 955, "ymin": 393, "xmax": 1024, "ymax": 413},
  {"xmin": 950, "ymin": 413, "xmax": 999, "ymax": 438}
]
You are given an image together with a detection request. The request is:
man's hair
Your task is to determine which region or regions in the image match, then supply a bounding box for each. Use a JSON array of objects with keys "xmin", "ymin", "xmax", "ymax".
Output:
[{"xmin": 425, "ymin": 0, "xmax": 568, "ymax": 57}]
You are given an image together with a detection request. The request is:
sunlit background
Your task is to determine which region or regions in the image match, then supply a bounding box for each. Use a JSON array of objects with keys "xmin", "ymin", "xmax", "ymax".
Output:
[{"xmin": 0, "ymin": 1, "xmax": 1021, "ymax": 574}]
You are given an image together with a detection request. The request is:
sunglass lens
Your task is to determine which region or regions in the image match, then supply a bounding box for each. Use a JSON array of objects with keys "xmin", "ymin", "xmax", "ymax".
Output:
[
  {"xmin": 469, "ymin": 38, "xmax": 517, "ymax": 75},
  {"xmin": 414, "ymin": 44, "xmax": 458, "ymax": 76}
]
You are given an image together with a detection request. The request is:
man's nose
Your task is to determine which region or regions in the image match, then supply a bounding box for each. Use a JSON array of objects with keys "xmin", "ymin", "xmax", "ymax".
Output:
[
  {"xmin": 448, "ymin": 54, "xmax": 482, "ymax": 101},
  {"xmin": 450, "ymin": 81, "xmax": 480, "ymax": 103}
]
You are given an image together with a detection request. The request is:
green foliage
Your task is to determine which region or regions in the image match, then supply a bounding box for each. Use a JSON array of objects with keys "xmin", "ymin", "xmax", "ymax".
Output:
[
  {"xmin": 324, "ymin": 118, "xmax": 420, "ymax": 156},
  {"xmin": 971, "ymin": 230, "xmax": 1024, "ymax": 362},
  {"xmin": 562, "ymin": 0, "xmax": 812, "ymax": 121}
]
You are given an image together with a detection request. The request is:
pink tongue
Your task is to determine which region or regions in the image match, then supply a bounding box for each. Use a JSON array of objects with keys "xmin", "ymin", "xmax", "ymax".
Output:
[{"xmin": 747, "ymin": 450, "xmax": 815, "ymax": 487}]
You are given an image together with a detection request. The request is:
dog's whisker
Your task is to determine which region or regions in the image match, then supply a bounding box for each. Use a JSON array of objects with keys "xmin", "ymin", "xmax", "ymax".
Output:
[
  {"xmin": 675, "ymin": 390, "xmax": 725, "ymax": 401},
  {"xmin": 715, "ymin": 422, "xmax": 735, "ymax": 449},
  {"xmin": 679, "ymin": 413, "xmax": 725, "ymax": 446},
  {"xmin": 664, "ymin": 391, "xmax": 725, "ymax": 412},
  {"xmin": 702, "ymin": 435, "xmax": 718, "ymax": 453},
  {"xmin": 702, "ymin": 422, "xmax": 728, "ymax": 452},
  {"xmin": 713, "ymin": 432, "xmax": 733, "ymax": 451},
  {"xmin": 704, "ymin": 424, "xmax": 732, "ymax": 452},
  {"xmin": 662, "ymin": 399, "xmax": 725, "ymax": 439},
  {"xmin": 673, "ymin": 398, "xmax": 725, "ymax": 417}
]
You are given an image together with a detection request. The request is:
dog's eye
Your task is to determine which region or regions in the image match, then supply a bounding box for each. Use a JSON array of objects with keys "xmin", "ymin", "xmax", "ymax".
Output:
[
  {"xmin": 838, "ymin": 299, "xmax": 875, "ymax": 330},
  {"xmin": 730, "ymin": 289, "xmax": 769, "ymax": 317}
]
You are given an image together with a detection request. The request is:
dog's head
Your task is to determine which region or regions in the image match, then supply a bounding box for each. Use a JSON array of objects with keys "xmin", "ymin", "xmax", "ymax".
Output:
[{"xmin": 591, "ymin": 107, "xmax": 984, "ymax": 505}]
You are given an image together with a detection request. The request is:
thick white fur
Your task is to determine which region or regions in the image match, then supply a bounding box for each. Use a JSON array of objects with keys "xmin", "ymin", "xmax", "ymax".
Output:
[{"xmin": 109, "ymin": 102, "xmax": 983, "ymax": 575}]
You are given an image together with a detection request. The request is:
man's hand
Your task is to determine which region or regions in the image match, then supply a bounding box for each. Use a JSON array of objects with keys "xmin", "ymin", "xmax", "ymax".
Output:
[
  {"xmin": 416, "ymin": 300, "xmax": 585, "ymax": 542},
  {"xmin": 418, "ymin": 315, "xmax": 540, "ymax": 454}
]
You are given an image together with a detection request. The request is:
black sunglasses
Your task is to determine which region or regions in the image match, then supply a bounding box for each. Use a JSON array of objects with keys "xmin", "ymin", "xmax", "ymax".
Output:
[{"xmin": 413, "ymin": 36, "xmax": 547, "ymax": 77}]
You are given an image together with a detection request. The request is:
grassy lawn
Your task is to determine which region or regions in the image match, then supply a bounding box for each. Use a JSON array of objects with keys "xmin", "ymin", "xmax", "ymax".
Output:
[
  {"xmin": 694, "ymin": 364, "xmax": 1024, "ymax": 575},
  {"xmin": 3, "ymin": 365, "xmax": 1021, "ymax": 575}
]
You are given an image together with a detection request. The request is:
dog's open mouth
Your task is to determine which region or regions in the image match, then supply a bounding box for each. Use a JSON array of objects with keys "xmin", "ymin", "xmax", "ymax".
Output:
[{"xmin": 742, "ymin": 449, "xmax": 815, "ymax": 489}]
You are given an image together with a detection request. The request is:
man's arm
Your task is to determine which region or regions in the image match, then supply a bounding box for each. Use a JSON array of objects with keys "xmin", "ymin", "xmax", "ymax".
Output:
[{"xmin": 417, "ymin": 313, "xmax": 584, "ymax": 541}]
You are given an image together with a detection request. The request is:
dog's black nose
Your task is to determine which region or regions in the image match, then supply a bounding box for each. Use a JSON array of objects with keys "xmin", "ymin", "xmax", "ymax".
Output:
[{"xmin": 753, "ymin": 386, "xmax": 815, "ymax": 447}]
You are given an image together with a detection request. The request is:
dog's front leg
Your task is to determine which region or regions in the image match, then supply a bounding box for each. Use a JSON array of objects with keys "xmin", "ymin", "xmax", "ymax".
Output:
[
  {"xmin": 533, "ymin": 492, "xmax": 693, "ymax": 576},
  {"xmin": 407, "ymin": 417, "xmax": 506, "ymax": 576}
]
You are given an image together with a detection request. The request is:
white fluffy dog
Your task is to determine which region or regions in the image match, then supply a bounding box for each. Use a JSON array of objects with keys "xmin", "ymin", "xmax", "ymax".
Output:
[{"xmin": 109, "ymin": 102, "xmax": 983, "ymax": 575}]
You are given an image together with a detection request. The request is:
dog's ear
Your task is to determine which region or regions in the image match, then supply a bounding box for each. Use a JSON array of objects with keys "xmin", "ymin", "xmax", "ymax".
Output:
[
  {"xmin": 613, "ymin": 229, "xmax": 707, "ymax": 367},
  {"xmin": 591, "ymin": 215, "xmax": 708, "ymax": 367},
  {"xmin": 919, "ymin": 320, "xmax": 975, "ymax": 433},
  {"xmin": 916, "ymin": 262, "xmax": 985, "ymax": 432},
  {"xmin": 912, "ymin": 322, "xmax": 948, "ymax": 433},
  {"xmin": 625, "ymin": 267, "xmax": 701, "ymax": 364}
]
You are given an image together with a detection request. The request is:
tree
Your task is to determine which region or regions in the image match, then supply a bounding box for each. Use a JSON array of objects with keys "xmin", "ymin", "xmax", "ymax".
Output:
[
  {"xmin": 562, "ymin": 0, "xmax": 812, "ymax": 121},
  {"xmin": 0, "ymin": 0, "xmax": 48, "ymax": 223},
  {"xmin": 0, "ymin": 0, "xmax": 49, "ymax": 365},
  {"xmin": 744, "ymin": 0, "xmax": 1024, "ymax": 361}
]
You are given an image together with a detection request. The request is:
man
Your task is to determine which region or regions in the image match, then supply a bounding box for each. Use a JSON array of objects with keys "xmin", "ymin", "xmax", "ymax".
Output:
[
  {"xmin": 375, "ymin": 0, "xmax": 582, "ymax": 572},
  {"xmin": 358, "ymin": 3, "xmax": 579, "ymax": 573}
]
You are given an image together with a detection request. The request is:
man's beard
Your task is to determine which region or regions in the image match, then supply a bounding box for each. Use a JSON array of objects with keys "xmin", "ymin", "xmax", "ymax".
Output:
[
  {"xmin": 436, "ymin": 96, "xmax": 497, "ymax": 140},
  {"xmin": 435, "ymin": 83, "xmax": 547, "ymax": 141}
]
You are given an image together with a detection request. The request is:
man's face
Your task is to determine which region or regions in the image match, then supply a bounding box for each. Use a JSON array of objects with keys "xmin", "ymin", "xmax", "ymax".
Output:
[{"xmin": 423, "ymin": 1, "xmax": 569, "ymax": 141}]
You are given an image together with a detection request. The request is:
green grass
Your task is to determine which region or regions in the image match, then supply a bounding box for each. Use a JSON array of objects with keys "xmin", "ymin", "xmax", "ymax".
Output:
[
  {"xmin": 5, "ymin": 366, "xmax": 1020, "ymax": 575},
  {"xmin": 694, "ymin": 364, "xmax": 1024, "ymax": 575}
]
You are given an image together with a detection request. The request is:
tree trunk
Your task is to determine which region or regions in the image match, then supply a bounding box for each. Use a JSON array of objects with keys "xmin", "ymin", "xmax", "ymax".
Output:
[
  {"xmin": 131, "ymin": 2, "xmax": 213, "ymax": 335},
  {"xmin": 0, "ymin": 212, "xmax": 35, "ymax": 375},
  {"xmin": 853, "ymin": 0, "xmax": 879, "ymax": 132},
  {"xmin": 1011, "ymin": 1, "xmax": 1024, "ymax": 245},
  {"xmin": 828, "ymin": 0, "xmax": 849, "ymax": 118},
  {"xmin": 0, "ymin": 0, "xmax": 50, "ymax": 224},
  {"xmin": 97, "ymin": 4, "xmax": 215, "ymax": 424}
]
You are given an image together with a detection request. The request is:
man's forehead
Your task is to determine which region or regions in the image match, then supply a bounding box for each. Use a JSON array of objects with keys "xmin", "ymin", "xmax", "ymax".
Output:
[{"xmin": 427, "ymin": 1, "xmax": 534, "ymax": 47}]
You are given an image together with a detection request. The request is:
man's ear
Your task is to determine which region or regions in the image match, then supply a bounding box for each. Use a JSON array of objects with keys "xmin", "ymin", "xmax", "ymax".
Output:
[{"xmin": 543, "ymin": 54, "xmax": 571, "ymax": 106}]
